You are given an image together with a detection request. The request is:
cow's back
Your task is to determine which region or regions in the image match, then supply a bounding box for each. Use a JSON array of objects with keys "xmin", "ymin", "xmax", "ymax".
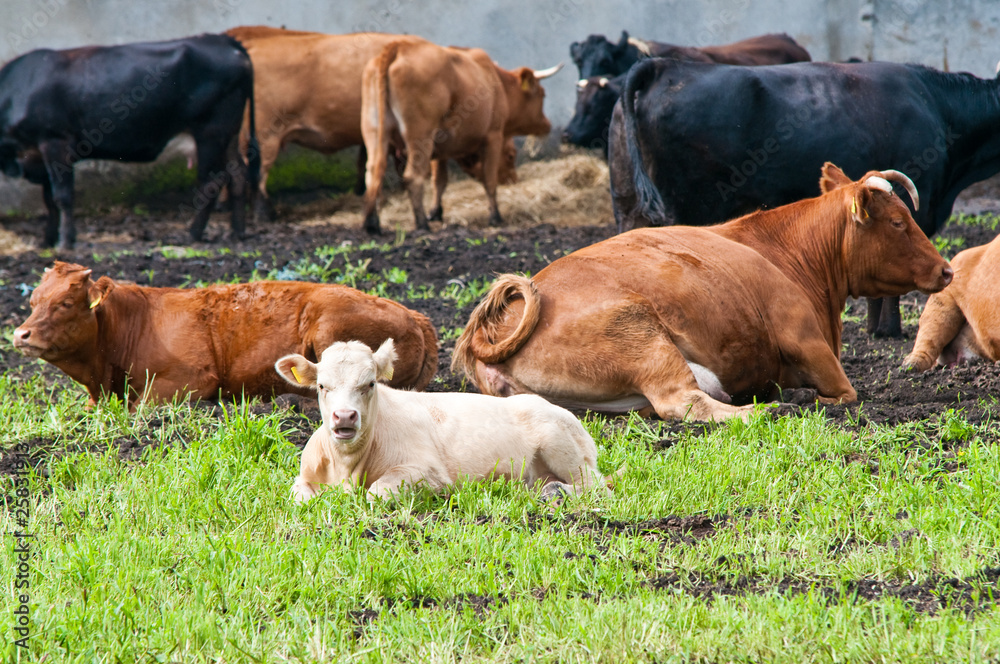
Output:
[
  {"xmin": 503, "ymin": 227, "xmax": 815, "ymax": 400},
  {"xmin": 619, "ymin": 60, "xmax": 944, "ymax": 230},
  {"xmin": 228, "ymin": 29, "xmax": 424, "ymax": 151}
]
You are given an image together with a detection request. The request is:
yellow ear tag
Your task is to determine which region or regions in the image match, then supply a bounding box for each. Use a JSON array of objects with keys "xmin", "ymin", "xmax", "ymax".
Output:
[
  {"xmin": 89, "ymin": 295, "xmax": 102, "ymax": 309},
  {"xmin": 291, "ymin": 366, "xmax": 303, "ymax": 384},
  {"xmin": 521, "ymin": 78, "xmax": 531, "ymax": 91},
  {"xmin": 384, "ymin": 366, "xmax": 394, "ymax": 381},
  {"xmin": 850, "ymin": 198, "xmax": 857, "ymax": 215}
]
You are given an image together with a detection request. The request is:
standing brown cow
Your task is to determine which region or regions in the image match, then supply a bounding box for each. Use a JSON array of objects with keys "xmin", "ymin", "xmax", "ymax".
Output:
[
  {"xmin": 225, "ymin": 26, "xmax": 518, "ymax": 220},
  {"xmin": 360, "ymin": 40, "xmax": 560, "ymax": 234},
  {"xmin": 453, "ymin": 164, "xmax": 952, "ymax": 422},
  {"xmin": 13, "ymin": 262, "xmax": 438, "ymax": 406}
]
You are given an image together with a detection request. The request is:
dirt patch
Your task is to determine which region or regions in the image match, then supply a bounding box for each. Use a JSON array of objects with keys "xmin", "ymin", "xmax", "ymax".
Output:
[{"xmin": 645, "ymin": 566, "xmax": 1000, "ymax": 616}]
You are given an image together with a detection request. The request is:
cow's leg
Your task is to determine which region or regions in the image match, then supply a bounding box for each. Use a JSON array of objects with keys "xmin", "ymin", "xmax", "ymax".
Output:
[
  {"xmin": 290, "ymin": 476, "xmax": 318, "ymax": 504},
  {"xmin": 367, "ymin": 466, "xmax": 432, "ymax": 501},
  {"xmin": 903, "ymin": 292, "xmax": 965, "ymax": 371},
  {"xmin": 40, "ymin": 177, "xmax": 60, "ymax": 248},
  {"xmin": 479, "ymin": 132, "xmax": 504, "ymax": 227},
  {"xmin": 402, "ymin": 137, "xmax": 434, "ymax": 231},
  {"xmin": 188, "ymin": 135, "xmax": 231, "ymax": 242},
  {"xmin": 778, "ymin": 335, "xmax": 857, "ymax": 404},
  {"xmin": 361, "ymin": 131, "xmax": 391, "ymax": 236},
  {"xmin": 428, "ymin": 159, "xmax": 448, "ymax": 221},
  {"xmin": 354, "ymin": 145, "xmax": 368, "ymax": 196},
  {"xmin": 224, "ymin": 136, "xmax": 248, "ymax": 241},
  {"xmin": 867, "ymin": 296, "xmax": 903, "ymax": 337},
  {"xmin": 252, "ymin": 136, "xmax": 280, "ymax": 222},
  {"xmin": 638, "ymin": 336, "xmax": 752, "ymax": 421},
  {"xmin": 38, "ymin": 141, "xmax": 76, "ymax": 250}
]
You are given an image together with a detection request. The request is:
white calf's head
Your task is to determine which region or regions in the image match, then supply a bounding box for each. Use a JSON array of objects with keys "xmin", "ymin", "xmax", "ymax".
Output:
[{"xmin": 275, "ymin": 339, "xmax": 397, "ymax": 447}]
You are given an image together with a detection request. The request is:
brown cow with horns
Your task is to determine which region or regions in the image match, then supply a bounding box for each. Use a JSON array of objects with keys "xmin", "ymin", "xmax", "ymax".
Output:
[
  {"xmin": 360, "ymin": 40, "xmax": 560, "ymax": 234},
  {"xmin": 453, "ymin": 164, "xmax": 953, "ymax": 421},
  {"xmin": 13, "ymin": 262, "xmax": 438, "ymax": 406}
]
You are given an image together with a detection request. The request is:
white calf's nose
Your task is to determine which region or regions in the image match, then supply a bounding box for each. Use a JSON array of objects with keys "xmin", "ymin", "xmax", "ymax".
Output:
[
  {"xmin": 333, "ymin": 409, "xmax": 358, "ymax": 425},
  {"xmin": 13, "ymin": 327, "xmax": 29, "ymax": 342}
]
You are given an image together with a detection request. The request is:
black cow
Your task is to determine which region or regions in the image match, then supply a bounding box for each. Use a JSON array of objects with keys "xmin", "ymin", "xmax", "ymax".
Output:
[
  {"xmin": 562, "ymin": 75, "xmax": 624, "ymax": 153},
  {"xmin": 564, "ymin": 33, "xmax": 810, "ymax": 154},
  {"xmin": 569, "ymin": 30, "xmax": 810, "ymax": 79},
  {"xmin": 609, "ymin": 58, "xmax": 1000, "ymax": 337},
  {"xmin": 0, "ymin": 34, "xmax": 260, "ymax": 249}
]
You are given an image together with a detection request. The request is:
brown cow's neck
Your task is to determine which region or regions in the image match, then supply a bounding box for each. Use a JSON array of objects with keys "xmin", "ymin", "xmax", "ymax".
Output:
[
  {"xmin": 714, "ymin": 201, "xmax": 849, "ymax": 354},
  {"xmin": 88, "ymin": 284, "xmax": 151, "ymax": 402}
]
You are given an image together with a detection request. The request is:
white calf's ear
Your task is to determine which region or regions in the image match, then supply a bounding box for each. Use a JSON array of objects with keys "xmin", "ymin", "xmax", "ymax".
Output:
[
  {"xmin": 275, "ymin": 354, "xmax": 318, "ymax": 388},
  {"xmin": 373, "ymin": 338, "xmax": 397, "ymax": 382}
]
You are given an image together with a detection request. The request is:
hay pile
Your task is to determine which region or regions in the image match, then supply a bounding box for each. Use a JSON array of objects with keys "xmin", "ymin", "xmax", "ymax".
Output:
[
  {"xmin": 0, "ymin": 227, "xmax": 32, "ymax": 255},
  {"xmin": 313, "ymin": 150, "xmax": 614, "ymax": 231}
]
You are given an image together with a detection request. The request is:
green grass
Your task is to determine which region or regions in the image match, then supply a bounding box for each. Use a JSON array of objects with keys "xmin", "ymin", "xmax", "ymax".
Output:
[{"xmin": 3, "ymin": 374, "xmax": 1000, "ymax": 662}]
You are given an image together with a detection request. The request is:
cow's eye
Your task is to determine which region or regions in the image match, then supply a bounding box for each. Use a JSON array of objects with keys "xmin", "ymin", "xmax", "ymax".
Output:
[
  {"xmin": 62, "ymin": 299, "xmax": 74, "ymax": 308},
  {"xmin": 369, "ymin": 381, "xmax": 375, "ymax": 388}
]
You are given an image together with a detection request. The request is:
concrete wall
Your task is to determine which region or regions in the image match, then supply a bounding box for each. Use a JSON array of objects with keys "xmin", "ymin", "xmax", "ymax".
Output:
[{"xmin": 2, "ymin": 0, "xmax": 998, "ymax": 212}]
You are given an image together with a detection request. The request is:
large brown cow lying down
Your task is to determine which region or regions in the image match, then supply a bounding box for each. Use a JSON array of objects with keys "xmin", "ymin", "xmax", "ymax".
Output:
[
  {"xmin": 361, "ymin": 40, "xmax": 559, "ymax": 234},
  {"xmin": 223, "ymin": 26, "xmax": 518, "ymax": 219},
  {"xmin": 904, "ymin": 235, "xmax": 1000, "ymax": 370},
  {"xmin": 13, "ymin": 262, "xmax": 438, "ymax": 405},
  {"xmin": 453, "ymin": 164, "xmax": 953, "ymax": 422},
  {"xmin": 275, "ymin": 339, "xmax": 604, "ymax": 502}
]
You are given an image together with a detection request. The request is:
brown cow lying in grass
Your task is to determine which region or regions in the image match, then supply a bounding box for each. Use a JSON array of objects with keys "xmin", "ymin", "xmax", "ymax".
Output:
[
  {"xmin": 453, "ymin": 164, "xmax": 953, "ymax": 422},
  {"xmin": 13, "ymin": 262, "xmax": 438, "ymax": 405},
  {"xmin": 904, "ymin": 234, "xmax": 1000, "ymax": 371},
  {"xmin": 275, "ymin": 339, "xmax": 604, "ymax": 502}
]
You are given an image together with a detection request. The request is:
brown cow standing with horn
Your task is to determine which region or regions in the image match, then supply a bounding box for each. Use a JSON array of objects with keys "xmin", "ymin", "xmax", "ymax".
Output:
[{"xmin": 360, "ymin": 40, "xmax": 561, "ymax": 233}]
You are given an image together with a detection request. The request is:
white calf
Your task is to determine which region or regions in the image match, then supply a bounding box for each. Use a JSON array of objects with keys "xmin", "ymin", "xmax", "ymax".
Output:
[{"xmin": 275, "ymin": 339, "xmax": 605, "ymax": 502}]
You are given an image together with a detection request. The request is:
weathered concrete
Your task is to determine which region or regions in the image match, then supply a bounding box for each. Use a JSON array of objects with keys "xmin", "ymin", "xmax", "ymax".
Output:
[{"xmin": 1, "ymin": 0, "xmax": 998, "ymax": 213}]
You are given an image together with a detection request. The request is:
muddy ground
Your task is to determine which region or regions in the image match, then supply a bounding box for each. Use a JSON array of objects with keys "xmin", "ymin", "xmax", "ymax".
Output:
[{"xmin": 0, "ymin": 157, "xmax": 998, "ymax": 434}]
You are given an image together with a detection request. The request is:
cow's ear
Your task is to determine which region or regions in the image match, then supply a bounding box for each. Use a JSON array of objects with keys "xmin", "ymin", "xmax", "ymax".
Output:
[
  {"xmin": 373, "ymin": 338, "xmax": 397, "ymax": 382},
  {"xmin": 87, "ymin": 276, "xmax": 114, "ymax": 310},
  {"xmin": 275, "ymin": 354, "xmax": 318, "ymax": 388},
  {"xmin": 570, "ymin": 42, "xmax": 582, "ymax": 64},
  {"xmin": 819, "ymin": 162, "xmax": 852, "ymax": 193},
  {"xmin": 618, "ymin": 31, "xmax": 630, "ymax": 49},
  {"xmin": 849, "ymin": 187, "xmax": 874, "ymax": 226},
  {"xmin": 519, "ymin": 69, "xmax": 538, "ymax": 93}
]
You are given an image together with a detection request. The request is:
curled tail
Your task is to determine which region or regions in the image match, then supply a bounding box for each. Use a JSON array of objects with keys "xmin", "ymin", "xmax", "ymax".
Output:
[
  {"xmin": 412, "ymin": 311, "xmax": 440, "ymax": 391},
  {"xmin": 452, "ymin": 274, "xmax": 541, "ymax": 382},
  {"xmin": 623, "ymin": 59, "xmax": 666, "ymax": 225}
]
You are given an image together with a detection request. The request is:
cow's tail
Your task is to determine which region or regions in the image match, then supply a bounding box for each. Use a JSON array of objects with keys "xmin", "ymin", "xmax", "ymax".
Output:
[
  {"xmin": 243, "ymin": 48, "xmax": 261, "ymax": 196},
  {"xmin": 374, "ymin": 42, "xmax": 402, "ymax": 171},
  {"xmin": 623, "ymin": 59, "xmax": 666, "ymax": 225},
  {"xmin": 451, "ymin": 274, "xmax": 541, "ymax": 381},
  {"xmin": 412, "ymin": 311, "xmax": 440, "ymax": 391},
  {"xmin": 229, "ymin": 35, "xmax": 261, "ymax": 195}
]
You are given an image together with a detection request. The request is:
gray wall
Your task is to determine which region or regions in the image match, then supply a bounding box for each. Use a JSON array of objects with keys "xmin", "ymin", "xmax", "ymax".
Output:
[{"xmin": 2, "ymin": 0, "xmax": 999, "ymax": 212}]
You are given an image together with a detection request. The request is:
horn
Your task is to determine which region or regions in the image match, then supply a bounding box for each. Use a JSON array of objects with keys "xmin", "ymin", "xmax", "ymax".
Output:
[
  {"xmin": 878, "ymin": 169, "xmax": 920, "ymax": 211},
  {"xmin": 598, "ymin": 77, "xmax": 609, "ymax": 87},
  {"xmin": 532, "ymin": 63, "xmax": 564, "ymax": 80},
  {"xmin": 577, "ymin": 79, "xmax": 589, "ymax": 89}
]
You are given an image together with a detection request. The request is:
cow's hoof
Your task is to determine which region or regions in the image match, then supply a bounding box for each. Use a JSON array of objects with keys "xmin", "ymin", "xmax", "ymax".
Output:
[
  {"xmin": 488, "ymin": 211, "xmax": 504, "ymax": 227},
  {"xmin": 872, "ymin": 326, "xmax": 904, "ymax": 339},
  {"xmin": 540, "ymin": 482, "xmax": 569, "ymax": 503},
  {"xmin": 363, "ymin": 212, "xmax": 382, "ymax": 235},
  {"xmin": 252, "ymin": 200, "xmax": 275, "ymax": 223},
  {"xmin": 778, "ymin": 387, "xmax": 819, "ymax": 405},
  {"xmin": 428, "ymin": 206, "xmax": 443, "ymax": 222}
]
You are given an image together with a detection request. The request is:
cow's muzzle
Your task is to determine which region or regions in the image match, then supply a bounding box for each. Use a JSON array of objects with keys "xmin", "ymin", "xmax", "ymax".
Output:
[
  {"xmin": 332, "ymin": 409, "xmax": 359, "ymax": 439},
  {"xmin": 12, "ymin": 327, "xmax": 43, "ymax": 357}
]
